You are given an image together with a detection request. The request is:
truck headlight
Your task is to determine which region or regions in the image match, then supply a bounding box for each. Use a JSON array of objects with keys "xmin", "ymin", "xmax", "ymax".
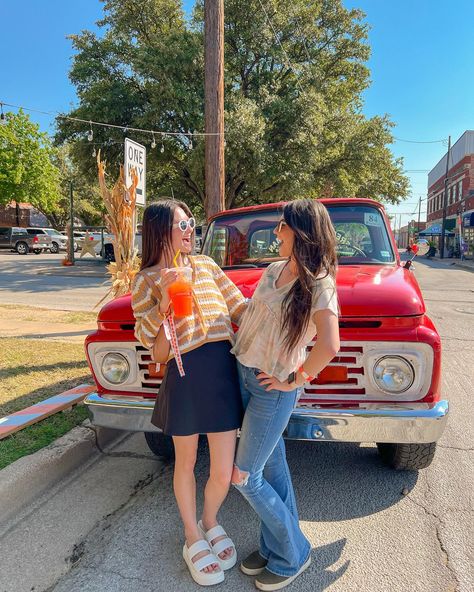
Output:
[
  {"xmin": 101, "ymin": 353, "xmax": 130, "ymax": 384},
  {"xmin": 373, "ymin": 356, "xmax": 414, "ymax": 393}
]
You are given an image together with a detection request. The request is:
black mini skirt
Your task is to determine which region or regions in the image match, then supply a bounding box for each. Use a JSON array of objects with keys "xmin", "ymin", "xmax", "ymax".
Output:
[{"xmin": 151, "ymin": 340, "xmax": 243, "ymax": 436}]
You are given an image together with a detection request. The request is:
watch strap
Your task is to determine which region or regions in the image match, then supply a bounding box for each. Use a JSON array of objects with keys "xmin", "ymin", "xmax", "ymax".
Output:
[{"xmin": 298, "ymin": 365, "xmax": 315, "ymax": 382}]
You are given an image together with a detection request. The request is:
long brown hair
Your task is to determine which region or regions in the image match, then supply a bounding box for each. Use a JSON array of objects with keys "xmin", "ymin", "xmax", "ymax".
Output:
[
  {"xmin": 281, "ymin": 199, "xmax": 338, "ymax": 352},
  {"xmin": 140, "ymin": 199, "xmax": 193, "ymax": 270}
]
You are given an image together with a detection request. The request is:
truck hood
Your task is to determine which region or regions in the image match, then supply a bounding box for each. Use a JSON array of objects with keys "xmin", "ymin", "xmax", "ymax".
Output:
[
  {"xmin": 225, "ymin": 264, "xmax": 426, "ymax": 317},
  {"xmin": 98, "ymin": 264, "xmax": 425, "ymax": 323}
]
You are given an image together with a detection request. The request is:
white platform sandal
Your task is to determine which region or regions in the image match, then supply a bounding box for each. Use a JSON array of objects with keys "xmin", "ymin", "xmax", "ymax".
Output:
[
  {"xmin": 198, "ymin": 520, "xmax": 237, "ymax": 570},
  {"xmin": 182, "ymin": 539, "xmax": 225, "ymax": 586}
]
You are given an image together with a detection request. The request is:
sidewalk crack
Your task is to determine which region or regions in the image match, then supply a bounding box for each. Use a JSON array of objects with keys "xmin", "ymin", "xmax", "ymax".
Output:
[{"xmin": 405, "ymin": 493, "xmax": 460, "ymax": 591}]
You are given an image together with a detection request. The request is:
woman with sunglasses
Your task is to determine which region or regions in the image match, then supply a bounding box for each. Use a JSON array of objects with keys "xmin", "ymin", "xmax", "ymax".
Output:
[
  {"xmin": 231, "ymin": 199, "xmax": 340, "ymax": 591},
  {"xmin": 131, "ymin": 199, "xmax": 246, "ymax": 586}
]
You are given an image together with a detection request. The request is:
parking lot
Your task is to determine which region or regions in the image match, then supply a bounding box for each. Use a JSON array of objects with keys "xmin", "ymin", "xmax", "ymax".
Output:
[{"xmin": 0, "ymin": 250, "xmax": 110, "ymax": 311}]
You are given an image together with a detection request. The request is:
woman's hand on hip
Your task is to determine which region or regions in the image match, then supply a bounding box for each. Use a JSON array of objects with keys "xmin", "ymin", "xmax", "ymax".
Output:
[{"xmin": 257, "ymin": 372, "xmax": 305, "ymax": 392}]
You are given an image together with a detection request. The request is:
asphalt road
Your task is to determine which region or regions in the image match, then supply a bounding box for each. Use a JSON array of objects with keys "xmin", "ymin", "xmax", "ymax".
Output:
[
  {"xmin": 1, "ymin": 257, "xmax": 473, "ymax": 592},
  {"xmin": 0, "ymin": 251, "xmax": 110, "ymax": 311}
]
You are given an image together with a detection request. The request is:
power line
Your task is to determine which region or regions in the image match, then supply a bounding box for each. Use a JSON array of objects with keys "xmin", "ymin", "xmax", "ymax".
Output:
[
  {"xmin": 256, "ymin": 0, "xmax": 304, "ymax": 92},
  {"xmin": 0, "ymin": 100, "xmax": 222, "ymax": 138},
  {"xmin": 394, "ymin": 137, "xmax": 447, "ymax": 144}
]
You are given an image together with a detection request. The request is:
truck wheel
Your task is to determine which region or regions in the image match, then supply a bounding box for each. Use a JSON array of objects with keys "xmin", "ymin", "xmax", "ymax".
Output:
[
  {"xmin": 144, "ymin": 432, "xmax": 175, "ymax": 462},
  {"xmin": 16, "ymin": 242, "xmax": 28, "ymax": 255},
  {"xmin": 33, "ymin": 249, "xmax": 42, "ymax": 255},
  {"xmin": 50, "ymin": 242, "xmax": 59, "ymax": 254},
  {"xmin": 104, "ymin": 244, "xmax": 115, "ymax": 262},
  {"xmin": 376, "ymin": 442, "xmax": 437, "ymax": 470}
]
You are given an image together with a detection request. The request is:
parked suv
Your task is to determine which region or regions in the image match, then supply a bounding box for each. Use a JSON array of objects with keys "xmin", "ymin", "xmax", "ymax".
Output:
[
  {"xmin": 26, "ymin": 228, "xmax": 67, "ymax": 254},
  {"xmin": 84, "ymin": 199, "xmax": 448, "ymax": 470},
  {"xmin": 0, "ymin": 226, "xmax": 52, "ymax": 254}
]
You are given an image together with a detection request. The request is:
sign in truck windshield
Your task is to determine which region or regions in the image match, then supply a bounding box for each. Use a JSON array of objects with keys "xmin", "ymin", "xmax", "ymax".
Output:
[{"xmin": 202, "ymin": 205, "xmax": 395, "ymax": 267}]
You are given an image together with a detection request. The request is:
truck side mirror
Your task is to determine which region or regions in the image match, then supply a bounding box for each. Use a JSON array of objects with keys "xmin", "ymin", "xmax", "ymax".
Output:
[{"xmin": 404, "ymin": 239, "xmax": 430, "ymax": 268}]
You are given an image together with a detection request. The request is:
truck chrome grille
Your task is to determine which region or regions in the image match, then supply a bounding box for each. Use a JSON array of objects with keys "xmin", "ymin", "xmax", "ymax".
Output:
[
  {"xmin": 298, "ymin": 343, "xmax": 366, "ymax": 405},
  {"xmin": 136, "ymin": 346, "xmax": 165, "ymax": 393},
  {"xmin": 135, "ymin": 344, "xmax": 367, "ymax": 399},
  {"xmin": 135, "ymin": 340, "xmax": 432, "ymax": 403}
]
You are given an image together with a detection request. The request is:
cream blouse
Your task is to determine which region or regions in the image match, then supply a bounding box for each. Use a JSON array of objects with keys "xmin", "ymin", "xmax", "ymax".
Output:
[{"xmin": 232, "ymin": 260, "xmax": 338, "ymax": 381}]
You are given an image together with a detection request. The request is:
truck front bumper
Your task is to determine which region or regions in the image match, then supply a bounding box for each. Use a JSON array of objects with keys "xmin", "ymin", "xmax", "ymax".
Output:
[{"xmin": 84, "ymin": 393, "xmax": 449, "ymax": 444}]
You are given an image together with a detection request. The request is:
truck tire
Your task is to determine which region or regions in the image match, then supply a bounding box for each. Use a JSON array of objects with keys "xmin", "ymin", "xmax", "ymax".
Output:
[
  {"xmin": 16, "ymin": 242, "xmax": 28, "ymax": 255},
  {"xmin": 104, "ymin": 243, "xmax": 115, "ymax": 263},
  {"xmin": 376, "ymin": 442, "xmax": 437, "ymax": 470},
  {"xmin": 144, "ymin": 432, "xmax": 175, "ymax": 462},
  {"xmin": 50, "ymin": 242, "xmax": 59, "ymax": 254}
]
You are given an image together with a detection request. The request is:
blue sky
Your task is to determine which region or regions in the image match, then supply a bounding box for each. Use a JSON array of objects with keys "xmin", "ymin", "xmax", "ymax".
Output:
[{"xmin": 2, "ymin": 0, "xmax": 474, "ymax": 226}]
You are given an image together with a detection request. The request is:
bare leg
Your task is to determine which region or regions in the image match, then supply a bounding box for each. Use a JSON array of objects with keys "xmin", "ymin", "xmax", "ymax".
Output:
[
  {"xmin": 201, "ymin": 430, "xmax": 238, "ymax": 560},
  {"xmin": 173, "ymin": 434, "xmax": 219, "ymax": 573}
]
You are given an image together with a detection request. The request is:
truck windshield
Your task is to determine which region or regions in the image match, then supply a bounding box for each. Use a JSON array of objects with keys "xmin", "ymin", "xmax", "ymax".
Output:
[{"xmin": 202, "ymin": 204, "xmax": 395, "ymax": 267}]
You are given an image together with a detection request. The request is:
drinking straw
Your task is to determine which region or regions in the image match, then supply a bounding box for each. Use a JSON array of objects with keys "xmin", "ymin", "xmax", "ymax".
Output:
[{"xmin": 172, "ymin": 249, "xmax": 181, "ymax": 268}]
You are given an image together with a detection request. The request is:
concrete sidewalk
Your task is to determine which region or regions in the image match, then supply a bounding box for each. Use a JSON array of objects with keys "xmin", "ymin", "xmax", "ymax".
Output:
[
  {"xmin": 429, "ymin": 256, "xmax": 474, "ymax": 272},
  {"xmin": 36, "ymin": 257, "xmax": 108, "ymax": 278}
]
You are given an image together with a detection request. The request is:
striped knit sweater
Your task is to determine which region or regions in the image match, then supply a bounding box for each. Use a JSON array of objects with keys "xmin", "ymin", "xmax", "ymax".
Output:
[{"xmin": 131, "ymin": 255, "xmax": 247, "ymax": 359}]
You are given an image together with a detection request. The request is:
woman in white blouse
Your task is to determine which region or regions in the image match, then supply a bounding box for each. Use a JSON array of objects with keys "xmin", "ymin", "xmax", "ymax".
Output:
[{"xmin": 231, "ymin": 199, "xmax": 340, "ymax": 591}]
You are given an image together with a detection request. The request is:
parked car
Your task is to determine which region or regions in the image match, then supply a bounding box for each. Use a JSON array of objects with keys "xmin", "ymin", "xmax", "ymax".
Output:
[
  {"xmin": 58, "ymin": 230, "xmax": 89, "ymax": 252},
  {"xmin": 0, "ymin": 226, "xmax": 53, "ymax": 254},
  {"xmin": 83, "ymin": 199, "xmax": 448, "ymax": 470},
  {"xmin": 26, "ymin": 228, "xmax": 67, "ymax": 254},
  {"xmin": 94, "ymin": 232, "xmax": 142, "ymax": 262}
]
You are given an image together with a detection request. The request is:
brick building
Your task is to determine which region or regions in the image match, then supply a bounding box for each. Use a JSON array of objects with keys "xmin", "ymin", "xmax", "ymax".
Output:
[
  {"xmin": 427, "ymin": 131, "xmax": 474, "ymax": 254},
  {"xmin": 0, "ymin": 201, "xmax": 49, "ymax": 228}
]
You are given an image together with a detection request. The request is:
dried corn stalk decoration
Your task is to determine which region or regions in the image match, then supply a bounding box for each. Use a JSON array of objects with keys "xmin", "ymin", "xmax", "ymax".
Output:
[{"xmin": 97, "ymin": 151, "xmax": 141, "ymax": 305}]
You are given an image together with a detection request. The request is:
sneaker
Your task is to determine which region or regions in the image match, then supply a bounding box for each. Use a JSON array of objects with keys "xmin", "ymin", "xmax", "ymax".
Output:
[
  {"xmin": 255, "ymin": 556, "xmax": 311, "ymax": 591},
  {"xmin": 240, "ymin": 550, "xmax": 268, "ymax": 575}
]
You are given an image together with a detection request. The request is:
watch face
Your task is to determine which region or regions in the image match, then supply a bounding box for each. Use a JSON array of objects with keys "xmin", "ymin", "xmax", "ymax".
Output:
[{"xmin": 287, "ymin": 371, "xmax": 296, "ymax": 384}]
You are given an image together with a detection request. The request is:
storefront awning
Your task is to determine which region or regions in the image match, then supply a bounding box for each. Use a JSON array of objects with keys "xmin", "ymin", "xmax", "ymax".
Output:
[{"xmin": 419, "ymin": 224, "xmax": 454, "ymax": 236}]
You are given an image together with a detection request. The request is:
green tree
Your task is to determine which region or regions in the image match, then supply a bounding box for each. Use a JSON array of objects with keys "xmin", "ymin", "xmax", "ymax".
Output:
[
  {"xmin": 0, "ymin": 110, "xmax": 61, "ymax": 213},
  {"xmin": 50, "ymin": 145, "xmax": 106, "ymax": 228},
  {"xmin": 56, "ymin": 0, "xmax": 409, "ymax": 217}
]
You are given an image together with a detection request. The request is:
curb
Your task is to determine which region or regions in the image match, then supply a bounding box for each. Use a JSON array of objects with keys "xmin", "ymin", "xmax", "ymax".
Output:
[
  {"xmin": 36, "ymin": 267, "xmax": 107, "ymax": 278},
  {"xmin": 0, "ymin": 421, "xmax": 125, "ymax": 528},
  {"xmin": 429, "ymin": 258, "xmax": 474, "ymax": 273}
]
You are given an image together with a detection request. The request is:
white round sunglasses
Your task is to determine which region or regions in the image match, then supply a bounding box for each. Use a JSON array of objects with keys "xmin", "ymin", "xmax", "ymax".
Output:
[{"xmin": 173, "ymin": 217, "xmax": 196, "ymax": 232}]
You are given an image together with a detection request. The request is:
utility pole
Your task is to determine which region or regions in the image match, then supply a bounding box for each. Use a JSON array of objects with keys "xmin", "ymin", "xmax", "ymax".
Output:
[
  {"xmin": 68, "ymin": 181, "xmax": 75, "ymax": 265},
  {"xmin": 417, "ymin": 195, "xmax": 422, "ymax": 239},
  {"xmin": 440, "ymin": 135, "xmax": 451, "ymax": 259},
  {"xmin": 204, "ymin": 0, "xmax": 225, "ymax": 220}
]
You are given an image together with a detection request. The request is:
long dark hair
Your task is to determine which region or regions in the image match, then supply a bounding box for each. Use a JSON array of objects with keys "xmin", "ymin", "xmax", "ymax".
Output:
[
  {"xmin": 281, "ymin": 199, "xmax": 338, "ymax": 352},
  {"xmin": 140, "ymin": 199, "xmax": 193, "ymax": 270}
]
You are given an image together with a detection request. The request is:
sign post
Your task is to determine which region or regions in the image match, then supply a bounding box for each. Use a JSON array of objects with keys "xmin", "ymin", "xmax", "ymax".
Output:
[
  {"xmin": 124, "ymin": 138, "xmax": 146, "ymax": 207},
  {"xmin": 124, "ymin": 138, "xmax": 146, "ymax": 238}
]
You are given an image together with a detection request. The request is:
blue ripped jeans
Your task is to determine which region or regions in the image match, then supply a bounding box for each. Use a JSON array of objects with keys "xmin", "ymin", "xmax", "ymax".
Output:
[{"xmin": 232, "ymin": 362, "xmax": 311, "ymax": 577}]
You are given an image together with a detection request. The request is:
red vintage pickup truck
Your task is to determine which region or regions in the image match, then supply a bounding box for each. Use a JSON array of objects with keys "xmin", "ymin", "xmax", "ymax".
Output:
[{"xmin": 84, "ymin": 198, "xmax": 448, "ymax": 470}]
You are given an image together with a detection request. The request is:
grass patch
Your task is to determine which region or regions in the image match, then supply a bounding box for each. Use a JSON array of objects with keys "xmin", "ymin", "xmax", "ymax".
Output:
[
  {"xmin": 0, "ymin": 304, "xmax": 97, "ymax": 324},
  {"xmin": 0, "ymin": 337, "xmax": 93, "ymax": 469}
]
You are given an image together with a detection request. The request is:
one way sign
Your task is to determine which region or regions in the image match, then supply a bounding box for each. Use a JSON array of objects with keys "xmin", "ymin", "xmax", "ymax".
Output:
[{"xmin": 124, "ymin": 138, "xmax": 146, "ymax": 206}]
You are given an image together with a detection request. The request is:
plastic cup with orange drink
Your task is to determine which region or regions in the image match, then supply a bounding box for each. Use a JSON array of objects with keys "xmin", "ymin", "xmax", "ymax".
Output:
[{"xmin": 168, "ymin": 267, "xmax": 193, "ymax": 317}]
